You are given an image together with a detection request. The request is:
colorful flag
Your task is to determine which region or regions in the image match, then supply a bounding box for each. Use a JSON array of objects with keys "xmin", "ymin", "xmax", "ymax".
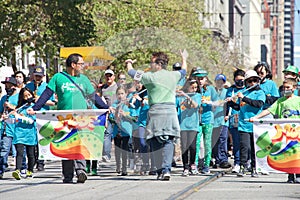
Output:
[
  {"xmin": 36, "ymin": 109, "xmax": 108, "ymax": 160},
  {"xmin": 253, "ymin": 119, "xmax": 300, "ymax": 174}
]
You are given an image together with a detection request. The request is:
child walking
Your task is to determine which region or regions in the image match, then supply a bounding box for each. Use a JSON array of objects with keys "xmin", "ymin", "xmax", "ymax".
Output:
[
  {"xmin": 11, "ymin": 87, "xmax": 37, "ymax": 180},
  {"xmin": 110, "ymin": 85, "xmax": 133, "ymax": 176},
  {"xmin": 227, "ymin": 70, "xmax": 266, "ymax": 177},
  {"xmin": 176, "ymin": 79, "xmax": 201, "ymax": 176},
  {"xmin": 251, "ymin": 78, "xmax": 300, "ymax": 183}
]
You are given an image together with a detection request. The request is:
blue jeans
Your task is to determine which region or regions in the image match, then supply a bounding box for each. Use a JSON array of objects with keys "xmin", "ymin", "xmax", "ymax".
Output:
[
  {"xmin": 103, "ymin": 121, "xmax": 112, "ymax": 159},
  {"xmin": 0, "ymin": 136, "xmax": 12, "ymax": 174},
  {"xmin": 229, "ymin": 127, "xmax": 240, "ymax": 165},
  {"xmin": 214, "ymin": 126, "xmax": 229, "ymax": 164},
  {"xmin": 149, "ymin": 136, "xmax": 174, "ymax": 175}
]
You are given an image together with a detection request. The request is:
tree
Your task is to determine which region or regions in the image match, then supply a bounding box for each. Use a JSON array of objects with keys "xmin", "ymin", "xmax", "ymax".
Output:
[
  {"xmin": 0, "ymin": 0, "xmax": 96, "ymax": 75},
  {"xmin": 90, "ymin": 0, "xmax": 212, "ymax": 75}
]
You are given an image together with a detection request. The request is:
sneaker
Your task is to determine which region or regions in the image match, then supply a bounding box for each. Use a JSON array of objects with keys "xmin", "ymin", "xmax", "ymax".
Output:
[
  {"xmin": 37, "ymin": 164, "xmax": 45, "ymax": 171},
  {"xmin": 237, "ymin": 166, "xmax": 246, "ymax": 177},
  {"xmin": 259, "ymin": 169, "xmax": 269, "ymax": 175},
  {"xmin": 77, "ymin": 170, "xmax": 87, "ymax": 183},
  {"xmin": 149, "ymin": 170, "xmax": 156, "ymax": 176},
  {"xmin": 102, "ymin": 155, "xmax": 111, "ymax": 163},
  {"xmin": 182, "ymin": 169, "xmax": 189, "ymax": 177},
  {"xmin": 232, "ymin": 164, "xmax": 240, "ymax": 173},
  {"xmin": 162, "ymin": 171, "xmax": 171, "ymax": 181},
  {"xmin": 121, "ymin": 172, "xmax": 128, "ymax": 176},
  {"xmin": 20, "ymin": 169, "xmax": 27, "ymax": 178},
  {"xmin": 12, "ymin": 170, "xmax": 21, "ymax": 180},
  {"xmin": 220, "ymin": 162, "xmax": 232, "ymax": 169},
  {"xmin": 26, "ymin": 170, "xmax": 33, "ymax": 178},
  {"xmin": 63, "ymin": 179, "xmax": 73, "ymax": 184},
  {"xmin": 295, "ymin": 177, "xmax": 300, "ymax": 184},
  {"xmin": 201, "ymin": 166, "xmax": 210, "ymax": 174},
  {"xmin": 91, "ymin": 169, "xmax": 97, "ymax": 176},
  {"xmin": 251, "ymin": 169, "xmax": 259, "ymax": 178},
  {"xmin": 190, "ymin": 164, "xmax": 199, "ymax": 175}
]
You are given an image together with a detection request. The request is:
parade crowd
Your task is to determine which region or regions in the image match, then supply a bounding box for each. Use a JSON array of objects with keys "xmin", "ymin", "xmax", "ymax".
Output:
[{"xmin": 0, "ymin": 52, "xmax": 299, "ymax": 184}]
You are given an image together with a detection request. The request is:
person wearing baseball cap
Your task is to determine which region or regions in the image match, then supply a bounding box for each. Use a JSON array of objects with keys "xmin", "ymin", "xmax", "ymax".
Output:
[
  {"xmin": 212, "ymin": 74, "xmax": 232, "ymax": 169},
  {"xmin": 25, "ymin": 66, "xmax": 55, "ymax": 171},
  {"xmin": 173, "ymin": 62, "xmax": 185, "ymax": 88},
  {"xmin": 0, "ymin": 76, "xmax": 20, "ymax": 178}
]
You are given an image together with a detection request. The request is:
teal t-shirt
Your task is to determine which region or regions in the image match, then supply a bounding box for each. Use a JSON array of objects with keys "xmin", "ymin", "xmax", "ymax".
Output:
[
  {"xmin": 0, "ymin": 93, "xmax": 19, "ymax": 137},
  {"xmin": 47, "ymin": 72, "xmax": 95, "ymax": 110},
  {"xmin": 226, "ymin": 86, "xmax": 245, "ymax": 128},
  {"xmin": 200, "ymin": 85, "xmax": 218, "ymax": 124},
  {"xmin": 260, "ymin": 79, "xmax": 279, "ymax": 109},
  {"xmin": 111, "ymin": 100, "xmax": 133, "ymax": 137},
  {"xmin": 26, "ymin": 81, "xmax": 55, "ymax": 110},
  {"xmin": 238, "ymin": 89, "xmax": 266, "ymax": 133},
  {"xmin": 13, "ymin": 103, "xmax": 37, "ymax": 146},
  {"xmin": 141, "ymin": 70, "xmax": 181, "ymax": 105},
  {"xmin": 176, "ymin": 93, "xmax": 201, "ymax": 131},
  {"xmin": 213, "ymin": 88, "xmax": 228, "ymax": 127},
  {"xmin": 135, "ymin": 93, "xmax": 150, "ymax": 127}
]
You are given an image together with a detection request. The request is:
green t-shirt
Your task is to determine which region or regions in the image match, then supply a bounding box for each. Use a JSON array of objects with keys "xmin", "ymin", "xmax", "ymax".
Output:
[
  {"xmin": 268, "ymin": 95, "xmax": 300, "ymax": 118},
  {"xmin": 141, "ymin": 70, "xmax": 181, "ymax": 105},
  {"xmin": 47, "ymin": 72, "xmax": 95, "ymax": 110}
]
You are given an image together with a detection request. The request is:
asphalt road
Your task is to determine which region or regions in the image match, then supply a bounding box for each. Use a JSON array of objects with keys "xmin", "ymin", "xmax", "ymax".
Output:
[{"xmin": 1, "ymin": 157, "xmax": 299, "ymax": 200}]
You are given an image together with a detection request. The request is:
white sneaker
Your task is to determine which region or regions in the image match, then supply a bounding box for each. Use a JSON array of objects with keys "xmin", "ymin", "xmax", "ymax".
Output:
[
  {"xmin": 260, "ymin": 169, "xmax": 269, "ymax": 175},
  {"xmin": 232, "ymin": 164, "xmax": 240, "ymax": 173},
  {"xmin": 182, "ymin": 169, "xmax": 189, "ymax": 177}
]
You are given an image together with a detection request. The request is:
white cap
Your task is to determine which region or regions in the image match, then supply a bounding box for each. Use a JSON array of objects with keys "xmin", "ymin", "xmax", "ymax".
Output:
[
  {"xmin": 244, "ymin": 70, "xmax": 260, "ymax": 81},
  {"xmin": 104, "ymin": 69, "xmax": 114, "ymax": 75}
]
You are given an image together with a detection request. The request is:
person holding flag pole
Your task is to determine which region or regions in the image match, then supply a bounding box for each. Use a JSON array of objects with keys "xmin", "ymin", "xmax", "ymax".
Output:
[
  {"xmin": 226, "ymin": 70, "xmax": 265, "ymax": 177},
  {"xmin": 27, "ymin": 53, "xmax": 108, "ymax": 184}
]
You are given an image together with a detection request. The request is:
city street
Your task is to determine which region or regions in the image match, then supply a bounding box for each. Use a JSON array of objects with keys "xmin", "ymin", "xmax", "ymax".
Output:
[{"xmin": 1, "ymin": 156, "xmax": 300, "ymax": 200}]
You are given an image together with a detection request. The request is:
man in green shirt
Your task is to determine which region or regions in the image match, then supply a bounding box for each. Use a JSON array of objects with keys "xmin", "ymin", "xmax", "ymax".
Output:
[
  {"xmin": 27, "ymin": 53, "xmax": 108, "ymax": 183},
  {"xmin": 125, "ymin": 51, "xmax": 187, "ymax": 180}
]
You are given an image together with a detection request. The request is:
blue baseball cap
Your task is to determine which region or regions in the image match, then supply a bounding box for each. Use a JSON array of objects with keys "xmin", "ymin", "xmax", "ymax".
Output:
[{"xmin": 215, "ymin": 74, "xmax": 226, "ymax": 82}]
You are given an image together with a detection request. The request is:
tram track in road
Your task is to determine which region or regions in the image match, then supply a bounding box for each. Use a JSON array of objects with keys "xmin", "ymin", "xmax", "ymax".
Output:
[{"xmin": 167, "ymin": 171, "xmax": 226, "ymax": 200}]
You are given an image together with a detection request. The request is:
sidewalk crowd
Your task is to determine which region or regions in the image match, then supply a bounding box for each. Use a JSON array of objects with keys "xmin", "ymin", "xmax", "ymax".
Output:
[{"xmin": 0, "ymin": 52, "xmax": 299, "ymax": 184}]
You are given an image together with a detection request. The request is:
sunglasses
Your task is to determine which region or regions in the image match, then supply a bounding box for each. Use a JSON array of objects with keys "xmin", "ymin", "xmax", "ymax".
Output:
[
  {"xmin": 247, "ymin": 79, "xmax": 258, "ymax": 83},
  {"xmin": 119, "ymin": 78, "xmax": 126, "ymax": 80}
]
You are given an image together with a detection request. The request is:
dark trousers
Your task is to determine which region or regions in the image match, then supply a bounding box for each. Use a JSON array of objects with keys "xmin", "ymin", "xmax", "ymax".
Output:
[
  {"xmin": 86, "ymin": 160, "xmax": 97, "ymax": 170},
  {"xmin": 62, "ymin": 160, "xmax": 86, "ymax": 180},
  {"xmin": 180, "ymin": 131, "xmax": 197, "ymax": 170},
  {"xmin": 212, "ymin": 126, "xmax": 229, "ymax": 164},
  {"xmin": 15, "ymin": 144, "xmax": 35, "ymax": 172},
  {"xmin": 239, "ymin": 131, "xmax": 256, "ymax": 168},
  {"xmin": 114, "ymin": 136, "xmax": 130, "ymax": 173}
]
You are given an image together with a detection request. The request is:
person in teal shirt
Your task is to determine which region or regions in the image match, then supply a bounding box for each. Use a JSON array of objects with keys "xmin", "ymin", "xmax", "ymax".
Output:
[
  {"xmin": 27, "ymin": 53, "xmax": 108, "ymax": 184},
  {"xmin": 11, "ymin": 87, "xmax": 37, "ymax": 180},
  {"xmin": 227, "ymin": 70, "xmax": 266, "ymax": 177},
  {"xmin": 224, "ymin": 69, "xmax": 245, "ymax": 173},
  {"xmin": 0, "ymin": 77, "xmax": 19, "ymax": 179},
  {"xmin": 191, "ymin": 67, "xmax": 218, "ymax": 174},
  {"xmin": 212, "ymin": 74, "xmax": 231, "ymax": 169},
  {"xmin": 254, "ymin": 62, "xmax": 279, "ymax": 110},
  {"xmin": 176, "ymin": 79, "xmax": 201, "ymax": 176},
  {"xmin": 110, "ymin": 85, "xmax": 135, "ymax": 176}
]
